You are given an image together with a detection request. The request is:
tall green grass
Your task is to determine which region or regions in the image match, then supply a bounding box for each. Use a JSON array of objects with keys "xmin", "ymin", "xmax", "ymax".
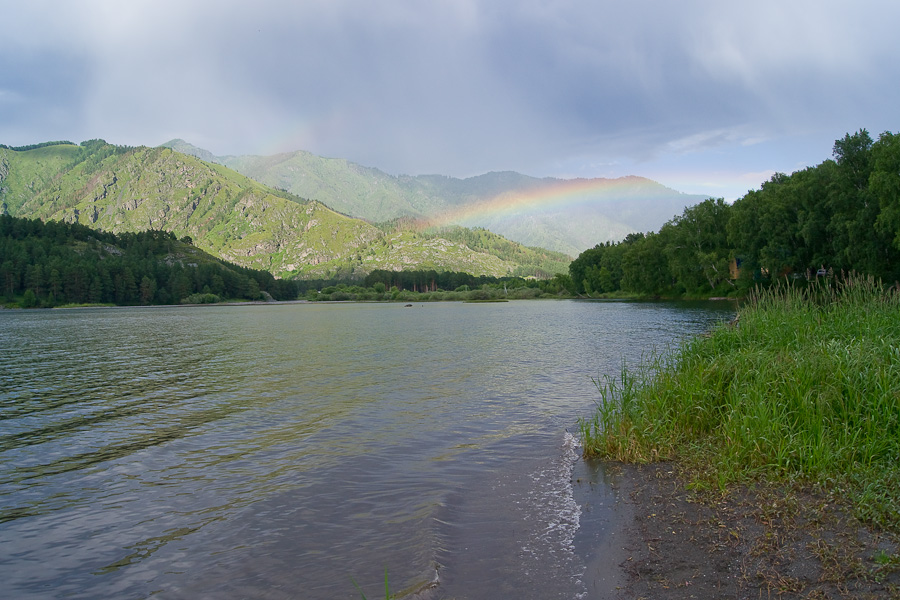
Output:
[{"xmin": 580, "ymin": 275, "xmax": 900, "ymax": 528}]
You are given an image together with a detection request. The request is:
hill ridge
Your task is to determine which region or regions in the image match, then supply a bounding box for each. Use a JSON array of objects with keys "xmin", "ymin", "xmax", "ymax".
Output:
[
  {"xmin": 160, "ymin": 139, "xmax": 710, "ymax": 255},
  {"xmin": 1, "ymin": 140, "xmax": 570, "ymax": 279}
]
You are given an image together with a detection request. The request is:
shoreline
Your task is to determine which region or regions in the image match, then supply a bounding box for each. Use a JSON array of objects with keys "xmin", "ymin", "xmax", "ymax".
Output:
[
  {"xmin": 585, "ymin": 461, "xmax": 900, "ymax": 599},
  {"xmin": 577, "ymin": 278, "xmax": 900, "ymax": 598}
]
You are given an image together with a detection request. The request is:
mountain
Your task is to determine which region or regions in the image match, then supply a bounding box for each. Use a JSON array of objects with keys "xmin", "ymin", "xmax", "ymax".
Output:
[
  {"xmin": 1, "ymin": 141, "xmax": 570, "ymax": 279},
  {"xmin": 162, "ymin": 139, "xmax": 710, "ymax": 255}
]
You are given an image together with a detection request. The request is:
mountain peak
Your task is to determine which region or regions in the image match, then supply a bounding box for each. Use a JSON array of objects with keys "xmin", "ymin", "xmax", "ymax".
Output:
[
  {"xmin": 157, "ymin": 139, "xmax": 709, "ymax": 253},
  {"xmin": 159, "ymin": 139, "xmax": 219, "ymax": 164}
]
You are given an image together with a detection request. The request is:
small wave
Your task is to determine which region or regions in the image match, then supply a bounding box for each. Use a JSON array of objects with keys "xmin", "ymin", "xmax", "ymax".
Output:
[
  {"xmin": 517, "ymin": 431, "xmax": 585, "ymax": 596},
  {"xmin": 390, "ymin": 562, "xmax": 441, "ymax": 600}
]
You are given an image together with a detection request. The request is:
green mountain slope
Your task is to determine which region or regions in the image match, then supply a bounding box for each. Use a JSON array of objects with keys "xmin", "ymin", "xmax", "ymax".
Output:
[
  {"xmin": 1, "ymin": 141, "xmax": 568, "ymax": 279},
  {"xmin": 0, "ymin": 142, "xmax": 86, "ymax": 215},
  {"xmin": 420, "ymin": 226, "xmax": 571, "ymax": 277},
  {"xmin": 162, "ymin": 139, "xmax": 709, "ymax": 254}
]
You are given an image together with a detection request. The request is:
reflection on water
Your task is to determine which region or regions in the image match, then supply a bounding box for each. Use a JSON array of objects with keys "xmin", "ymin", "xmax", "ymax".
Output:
[{"xmin": 0, "ymin": 300, "xmax": 732, "ymax": 599}]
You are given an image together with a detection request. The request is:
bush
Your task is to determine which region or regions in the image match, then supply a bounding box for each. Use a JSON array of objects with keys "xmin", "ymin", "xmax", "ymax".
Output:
[
  {"xmin": 181, "ymin": 293, "xmax": 222, "ymax": 304},
  {"xmin": 20, "ymin": 289, "xmax": 38, "ymax": 308}
]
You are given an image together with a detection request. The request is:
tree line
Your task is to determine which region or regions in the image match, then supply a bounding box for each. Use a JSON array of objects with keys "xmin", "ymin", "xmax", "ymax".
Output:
[
  {"xmin": 297, "ymin": 269, "xmax": 573, "ymax": 301},
  {"xmin": 1, "ymin": 215, "xmax": 297, "ymax": 307},
  {"xmin": 0, "ymin": 141, "xmax": 76, "ymax": 151},
  {"xmin": 569, "ymin": 129, "xmax": 900, "ymax": 297}
]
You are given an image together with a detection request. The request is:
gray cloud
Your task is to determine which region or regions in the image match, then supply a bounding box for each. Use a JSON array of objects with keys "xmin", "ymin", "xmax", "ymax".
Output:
[{"xmin": 1, "ymin": 0, "xmax": 898, "ymax": 198}]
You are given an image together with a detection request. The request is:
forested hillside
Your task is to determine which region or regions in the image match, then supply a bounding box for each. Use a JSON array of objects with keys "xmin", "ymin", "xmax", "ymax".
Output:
[
  {"xmin": 162, "ymin": 139, "xmax": 706, "ymax": 254},
  {"xmin": 569, "ymin": 130, "xmax": 900, "ymax": 297},
  {"xmin": 0, "ymin": 214, "xmax": 579, "ymax": 307},
  {"xmin": 0, "ymin": 140, "xmax": 569, "ymax": 280},
  {"xmin": 0, "ymin": 215, "xmax": 296, "ymax": 307},
  {"xmin": 420, "ymin": 226, "xmax": 571, "ymax": 278}
]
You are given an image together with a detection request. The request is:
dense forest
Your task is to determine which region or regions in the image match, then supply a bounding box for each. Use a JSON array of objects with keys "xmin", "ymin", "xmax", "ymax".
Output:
[
  {"xmin": 569, "ymin": 129, "xmax": 900, "ymax": 296},
  {"xmin": 0, "ymin": 214, "xmax": 574, "ymax": 307},
  {"xmin": 0, "ymin": 215, "xmax": 297, "ymax": 307},
  {"xmin": 363, "ymin": 269, "xmax": 571, "ymax": 295},
  {"xmin": 282, "ymin": 269, "xmax": 573, "ymax": 301}
]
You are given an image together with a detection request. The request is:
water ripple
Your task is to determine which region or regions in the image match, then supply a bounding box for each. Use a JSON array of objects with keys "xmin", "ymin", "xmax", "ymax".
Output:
[{"xmin": 0, "ymin": 300, "xmax": 732, "ymax": 599}]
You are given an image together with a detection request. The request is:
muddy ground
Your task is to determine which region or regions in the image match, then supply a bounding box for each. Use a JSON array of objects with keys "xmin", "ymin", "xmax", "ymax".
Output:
[{"xmin": 577, "ymin": 462, "xmax": 900, "ymax": 600}]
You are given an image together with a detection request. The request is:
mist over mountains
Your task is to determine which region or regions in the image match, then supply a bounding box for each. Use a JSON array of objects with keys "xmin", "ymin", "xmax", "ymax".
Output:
[{"xmin": 163, "ymin": 139, "xmax": 710, "ymax": 256}]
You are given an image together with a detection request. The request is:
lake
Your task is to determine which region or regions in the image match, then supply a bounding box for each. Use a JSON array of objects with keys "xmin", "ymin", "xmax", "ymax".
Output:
[{"xmin": 0, "ymin": 299, "xmax": 733, "ymax": 599}]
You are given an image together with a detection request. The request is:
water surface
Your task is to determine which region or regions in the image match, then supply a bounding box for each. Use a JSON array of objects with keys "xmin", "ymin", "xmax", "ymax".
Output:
[{"xmin": 0, "ymin": 300, "xmax": 732, "ymax": 599}]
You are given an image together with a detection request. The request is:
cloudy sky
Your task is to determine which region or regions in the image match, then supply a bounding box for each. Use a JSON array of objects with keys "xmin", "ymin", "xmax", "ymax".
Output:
[{"xmin": 2, "ymin": 0, "xmax": 897, "ymax": 200}]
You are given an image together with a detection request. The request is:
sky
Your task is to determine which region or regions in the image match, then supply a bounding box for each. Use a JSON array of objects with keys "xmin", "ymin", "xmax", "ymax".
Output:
[{"xmin": 2, "ymin": 0, "xmax": 898, "ymax": 201}]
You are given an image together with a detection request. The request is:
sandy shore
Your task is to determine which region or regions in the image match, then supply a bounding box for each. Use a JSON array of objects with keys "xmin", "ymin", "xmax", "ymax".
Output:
[{"xmin": 577, "ymin": 461, "xmax": 900, "ymax": 599}]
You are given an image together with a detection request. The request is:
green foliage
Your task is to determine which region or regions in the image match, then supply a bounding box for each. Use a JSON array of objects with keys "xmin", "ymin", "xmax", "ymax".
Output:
[
  {"xmin": 871, "ymin": 132, "xmax": 900, "ymax": 253},
  {"xmin": 0, "ymin": 214, "xmax": 297, "ymax": 307},
  {"xmin": 365, "ymin": 269, "xmax": 506, "ymax": 293},
  {"xmin": 20, "ymin": 288, "xmax": 37, "ymax": 308},
  {"xmin": 571, "ymin": 128, "xmax": 900, "ymax": 298},
  {"xmin": 3, "ymin": 140, "xmax": 568, "ymax": 281},
  {"xmin": 619, "ymin": 231, "xmax": 674, "ymax": 295},
  {"xmin": 181, "ymin": 292, "xmax": 223, "ymax": 304},
  {"xmin": 350, "ymin": 567, "xmax": 391, "ymax": 600},
  {"xmin": 295, "ymin": 268, "xmax": 567, "ymax": 302},
  {"xmin": 0, "ymin": 141, "xmax": 76, "ymax": 151},
  {"xmin": 165, "ymin": 140, "xmax": 707, "ymax": 256},
  {"xmin": 580, "ymin": 275, "xmax": 900, "ymax": 529},
  {"xmin": 343, "ymin": 229, "xmax": 532, "ymax": 279},
  {"xmin": 570, "ymin": 235, "xmax": 638, "ymax": 295},
  {"xmin": 421, "ymin": 226, "xmax": 572, "ymax": 277},
  {"xmin": 664, "ymin": 198, "xmax": 734, "ymax": 292}
]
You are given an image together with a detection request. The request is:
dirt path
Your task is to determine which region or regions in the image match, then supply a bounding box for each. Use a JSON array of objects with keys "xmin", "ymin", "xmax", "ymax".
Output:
[{"xmin": 581, "ymin": 462, "xmax": 900, "ymax": 599}]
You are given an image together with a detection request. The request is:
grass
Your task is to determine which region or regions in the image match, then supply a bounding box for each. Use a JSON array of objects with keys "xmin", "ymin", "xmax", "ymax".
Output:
[
  {"xmin": 579, "ymin": 274, "xmax": 900, "ymax": 530},
  {"xmin": 351, "ymin": 568, "xmax": 391, "ymax": 600}
]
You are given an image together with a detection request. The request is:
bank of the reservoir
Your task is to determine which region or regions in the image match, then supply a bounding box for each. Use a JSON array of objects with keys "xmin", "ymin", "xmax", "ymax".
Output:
[{"xmin": 580, "ymin": 276, "xmax": 900, "ymax": 597}]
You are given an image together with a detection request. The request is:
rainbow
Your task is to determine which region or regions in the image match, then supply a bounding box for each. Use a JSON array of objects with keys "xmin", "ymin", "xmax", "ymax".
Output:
[{"xmin": 423, "ymin": 175, "xmax": 650, "ymax": 229}]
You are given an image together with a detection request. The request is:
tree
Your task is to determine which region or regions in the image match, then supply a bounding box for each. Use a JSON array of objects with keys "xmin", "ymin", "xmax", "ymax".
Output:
[
  {"xmin": 140, "ymin": 275, "xmax": 157, "ymax": 304},
  {"xmin": 730, "ymin": 173, "xmax": 807, "ymax": 279},
  {"xmin": 115, "ymin": 267, "xmax": 138, "ymax": 304},
  {"xmin": 663, "ymin": 199, "xmax": 733, "ymax": 292},
  {"xmin": 48, "ymin": 268, "xmax": 63, "ymax": 301},
  {"xmin": 246, "ymin": 277, "xmax": 260, "ymax": 300},
  {"xmin": 25, "ymin": 264, "xmax": 44, "ymax": 297},
  {"xmin": 794, "ymin": 162, "xmax": 838, "ymax": 271},
  {"xmin": 569, "ymin": 245, "xmax": 606, "ymax": 294},
  {"xmin": 869, "ymin": 131, "xmax": 900, "ymax": 281},
  {"xmin": 833, "ymin": 129, "xmax": 873, "ymax": 191},
  {"xmin": 21, "ymin": 289, "xmax": 38, "ymax": 308},
  {"xmin": 88, "ymin": 274, "xmax": 104, "ymax": 304},
  {"xmin": 828, "ymin": 129, "xmax": 883, "ymax": 273},
  {"xmin": 871, "ymin": 132, "xmax": 900, "ymax": 250},
  {"xmin": 621, "ymin": 232, "xmax": 671, "ymax": 295}
]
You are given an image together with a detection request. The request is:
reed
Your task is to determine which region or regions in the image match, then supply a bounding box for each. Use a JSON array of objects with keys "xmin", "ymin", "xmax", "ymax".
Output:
[
  {"xmin": 580, "ymin": 275, "xmax": 900, "ymax": 529},
  {"xmin": 351, "ymin": 568, "xmax": 391, "ymax": 600}
]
